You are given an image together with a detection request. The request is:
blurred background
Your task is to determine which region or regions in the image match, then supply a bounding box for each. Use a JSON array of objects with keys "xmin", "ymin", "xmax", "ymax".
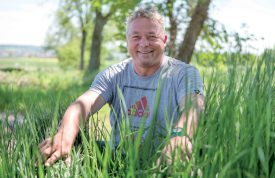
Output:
[
  {"xmin": 0, "ymin": 0, "xmax": 274, "ymax": 71},
  {"xmin": 0, "ymin": 1, "xmax": 274, "ymax": 177}
]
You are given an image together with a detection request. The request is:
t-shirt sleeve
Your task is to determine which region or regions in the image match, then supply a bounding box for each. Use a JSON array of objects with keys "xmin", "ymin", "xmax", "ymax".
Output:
[
  {"xmin": 177, "ymin": 65, "xmax": 204, "ymax": 103},
  {"xmin": 89, "ymin": 68, "xmax": 114, "ymax": 103}
]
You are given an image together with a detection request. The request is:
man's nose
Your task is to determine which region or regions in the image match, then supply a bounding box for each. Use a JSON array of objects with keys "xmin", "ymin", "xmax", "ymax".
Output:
[{"xmin": 139, "ymin": 37, "xmax": 149, "ymax": 47}]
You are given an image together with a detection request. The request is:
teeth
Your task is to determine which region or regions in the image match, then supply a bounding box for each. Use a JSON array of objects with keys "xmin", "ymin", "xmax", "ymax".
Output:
[{"xmin": 139, "ymin": 51, "xmax": 152, "ymax": 54}]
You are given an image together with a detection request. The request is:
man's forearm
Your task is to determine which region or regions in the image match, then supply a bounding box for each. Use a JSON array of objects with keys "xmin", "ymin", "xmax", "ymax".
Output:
[
  {"xmin": 57, "ymin": 101, "xmax": 87, "ymax": 146},
  {"xmin": 56, "ymin": 91, "xmax": 106, "ymax": 145},
  {"xmin": 174, "ymin": 94, "xmax": 204, "ymax": 138},
  {"xmin": 186, "ymin": 107, "xmax": 199, "ymax": 138},
  {"xmin": 173, "ymin": 108, "xmax": 198, "ymax": 139}
]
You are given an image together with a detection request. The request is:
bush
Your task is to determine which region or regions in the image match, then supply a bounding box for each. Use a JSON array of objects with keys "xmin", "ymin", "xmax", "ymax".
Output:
[
  {"xmin": 193, "ymin": 51, "xmax": 259, "ymax": 67},
  {"xmin": 56, "ymin": 38, "xmax": 80, "ymax": 69}
]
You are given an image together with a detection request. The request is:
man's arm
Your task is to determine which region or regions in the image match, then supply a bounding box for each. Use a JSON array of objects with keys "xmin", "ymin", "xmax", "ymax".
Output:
[
  {"xmin": 175, "ymin": 93, "xmax": 204, "ymax": 138},
  {"xmin": 159, "ymin": 94, "xmax": 204, "ymax": 164},
  {"xmin": 39, "ymin": 90, "xmax": 105, "ymax": 166}
]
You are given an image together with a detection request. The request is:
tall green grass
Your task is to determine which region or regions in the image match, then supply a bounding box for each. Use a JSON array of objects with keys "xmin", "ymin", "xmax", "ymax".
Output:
[
  {"xmin": 0, "ymin": 52, "xmax": 274, "ymax": 177},
  {"xmin": 193, "ymin": 51, "xmax": 274, "ymax": 178}
]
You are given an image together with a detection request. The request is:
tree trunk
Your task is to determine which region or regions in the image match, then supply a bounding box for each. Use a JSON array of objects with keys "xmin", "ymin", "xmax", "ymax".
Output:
[
  {"xmin": 88, "ymin": 10, "xmax": 109, "ymax": 72},
  {"xmin": 166, "ymin": 0, "xmax": 178, "ymax": 57},
  {"xmin": 79, "ymin": 29, "xmax": 86, "ymax": 70},
  {"xmin": 177, "ymin": 0, "xmax": 211, "ymax": 63}
]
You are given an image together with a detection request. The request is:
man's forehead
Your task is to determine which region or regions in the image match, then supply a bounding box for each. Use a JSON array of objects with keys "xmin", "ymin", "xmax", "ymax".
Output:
[
  {"xmin": 128, "ymin": 24, "xmax": 163, "ymax": 34},
  {"xmin": 131, "ymin": 18, "xmax": 157, "ymax": 25},
  {"xmin": 127, "ymin": 17, "xmax": 165, "ymax": 36}
]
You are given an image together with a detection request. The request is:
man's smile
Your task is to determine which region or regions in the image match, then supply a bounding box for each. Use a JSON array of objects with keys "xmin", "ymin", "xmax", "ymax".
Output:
[{"xmin": 138, "ymin": 50, "xmax": 153, "ymax": 54}]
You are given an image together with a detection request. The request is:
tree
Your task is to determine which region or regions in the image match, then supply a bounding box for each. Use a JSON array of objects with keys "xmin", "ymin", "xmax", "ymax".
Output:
[
  {"xmin": 88, "ymin": 6, "xmax": 111, "ymax": 71},
  {"xmin": 45, "ymin": 0, "xmax": 93, "ymax": 70},
  {"xmin": 177, "ymin": 0, "xmax": 212, "ymax": 63},
  {"xmin": 153, "ymin": 0, "xmax": 211, "ymax": 62},
  {"xmin": 59, "ymin": 0, "xmax": 92, "ymax": 70},
  {"xmin": 72, "ymin": 0, "xmax": 92, "ymax": 70},
  {"xmin": 164, "ymin": 0, "xmax": 179, "ymax": 57},
  {"xmin": 88, "ymin": 0, "xmax": 140, "ymax": 72}
]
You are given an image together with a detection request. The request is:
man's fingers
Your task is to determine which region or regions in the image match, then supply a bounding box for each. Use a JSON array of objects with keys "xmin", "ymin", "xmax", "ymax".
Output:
[
  {"xmin": 159, "ymin": 145, "xmax": 173, "ymax": 165},
  {"xmin": 40, "ymin": 143, "xmax": 52, "ymax": 154},
  {"xmin": 185, "ymin": 140, "xmax": 192, "ymax": 158},
  {"xmin": 39, "ymin": 138, "xmax": 54, "ymax": 159},
  {"xmin": 44, "ymin": 152, "xmax": 71, "ymax": 167},
  {"xmin": 40, "ymin": 144, "xmax": 57, "ymax": 160},
  {"xmin": 45, "ymin": 152, "xmax": 60, "ymax": 167},
  {"xmin": 39, "ymin": 138, "xmax": 52, "ymax": 149},
  {"xmin": 64, "ymin": 155, "xmax": 71, "ymax": 166}
]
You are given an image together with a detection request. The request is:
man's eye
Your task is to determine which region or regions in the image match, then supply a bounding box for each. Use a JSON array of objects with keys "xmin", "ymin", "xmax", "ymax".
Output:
[
  {"xmin": 132, "ymin": 36, "xmax": 140, "ymax": 39},
  {"xmin": 148, "ymin": 36, "xmax": 157, "ymax": 40}
]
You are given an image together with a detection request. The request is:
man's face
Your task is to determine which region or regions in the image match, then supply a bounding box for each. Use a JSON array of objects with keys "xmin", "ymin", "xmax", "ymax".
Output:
[{"xmin": 126, "ymin": 18, "xmax": 167, "ymax": 69}]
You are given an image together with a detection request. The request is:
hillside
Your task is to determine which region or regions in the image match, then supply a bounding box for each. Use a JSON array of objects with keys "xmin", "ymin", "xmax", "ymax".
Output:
[{"xmin": 0, "ymin": 45, "xmax": 55, "ymax": 58}]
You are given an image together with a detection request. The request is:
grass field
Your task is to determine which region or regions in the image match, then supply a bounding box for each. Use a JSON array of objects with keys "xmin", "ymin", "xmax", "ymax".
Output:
[
  {"xmin": 0, "ymin": 57, "xmax": 59, "ymax": 71},
  {"xmin": 0, "ymin": 54, "xmax": 274, "ymax": 177}
]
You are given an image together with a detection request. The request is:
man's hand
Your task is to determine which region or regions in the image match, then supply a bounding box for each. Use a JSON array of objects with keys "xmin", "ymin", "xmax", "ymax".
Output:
[
  {"xmin": 158, "ymin": 136, "xmax": 192, "ymax": 165},
  {"xmin": 157, "ymin": 94, "xmax": 204, "ymax": 165},
  {"xmin": 39, "ymin": 132, "xmax": 73, "ymax": 166}
]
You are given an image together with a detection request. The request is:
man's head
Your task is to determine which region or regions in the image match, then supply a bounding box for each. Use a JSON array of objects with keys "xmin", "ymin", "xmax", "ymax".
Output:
[{"xmin": 126, "ymin": 6, "xmax": 167, "ymax": 75}]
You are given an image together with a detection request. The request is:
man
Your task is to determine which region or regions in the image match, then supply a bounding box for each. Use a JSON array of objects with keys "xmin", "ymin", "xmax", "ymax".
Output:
[{"xmin": 39, "ymin": 6, "xmax": 204, "ymax": 166}]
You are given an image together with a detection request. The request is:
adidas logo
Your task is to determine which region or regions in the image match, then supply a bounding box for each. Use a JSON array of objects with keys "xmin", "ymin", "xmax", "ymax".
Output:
[{"xmin": 127, "ymin": 96, "xmax": 150, "ymax": 118}]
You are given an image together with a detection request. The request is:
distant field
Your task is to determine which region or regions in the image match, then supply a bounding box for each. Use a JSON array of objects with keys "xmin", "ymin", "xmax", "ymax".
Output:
[
  {"xmin": 0, "ymin": 57, "xmax": 59, "ymax": 71},
  {"xmin": 0, "ymin": 56, "xmax": 111, "ymax": 130}
]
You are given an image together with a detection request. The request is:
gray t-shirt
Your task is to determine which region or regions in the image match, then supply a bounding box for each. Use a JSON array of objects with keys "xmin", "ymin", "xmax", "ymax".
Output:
[{"xmin": 90, "ymin": 56, "xmax": 203, "ymax": 146}]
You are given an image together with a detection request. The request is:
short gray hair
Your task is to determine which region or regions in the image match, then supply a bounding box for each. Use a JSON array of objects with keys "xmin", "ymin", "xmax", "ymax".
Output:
[{"xmin": 126, "ymin": 6, "xmax": 165, "ymax": 34}]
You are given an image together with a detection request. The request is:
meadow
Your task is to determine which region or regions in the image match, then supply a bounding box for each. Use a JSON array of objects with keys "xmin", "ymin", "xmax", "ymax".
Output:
[{"xmin": 0, "ymin": 53, "xmax": 274, "ymax": 178}]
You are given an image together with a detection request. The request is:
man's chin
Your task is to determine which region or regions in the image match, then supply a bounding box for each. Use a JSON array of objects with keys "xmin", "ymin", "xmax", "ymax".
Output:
[
  {"xmin": 138, "ymin": 53, "xmax": 153, "ymax": 58},
  {"xmin": 138, "ymin": 57, "xmax": 153, "ymax": 63}
]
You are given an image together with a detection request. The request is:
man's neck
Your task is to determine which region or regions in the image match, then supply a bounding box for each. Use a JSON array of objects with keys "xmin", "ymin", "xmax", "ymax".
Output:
[{"xmin": 133, "ymin": 57, "xmax": 164, "ymax": 77}]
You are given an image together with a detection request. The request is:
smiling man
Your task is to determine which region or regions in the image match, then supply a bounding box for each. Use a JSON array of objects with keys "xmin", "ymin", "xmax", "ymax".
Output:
[{"xmin": 39, "ymin": 6, "xmax": 204, "ymax": 166}]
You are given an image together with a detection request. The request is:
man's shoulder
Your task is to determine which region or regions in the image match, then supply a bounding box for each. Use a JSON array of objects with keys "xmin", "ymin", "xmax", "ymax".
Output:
[
  {"xmin": 165, "ymin": 56, "xmax": 197, "ymax": 72},
  {"xmin": 102, "ymin": 58, "xmax": 132, "ymax": 75},
  {"xmin": 109, "ymin": 58, "xmax": 132, "ymax": 69}
]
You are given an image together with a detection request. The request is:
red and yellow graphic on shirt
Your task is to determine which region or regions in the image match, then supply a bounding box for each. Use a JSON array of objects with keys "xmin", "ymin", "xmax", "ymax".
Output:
[{"xmin": 127, "ymin": 96, "xmax": 150, "ymax": 118}]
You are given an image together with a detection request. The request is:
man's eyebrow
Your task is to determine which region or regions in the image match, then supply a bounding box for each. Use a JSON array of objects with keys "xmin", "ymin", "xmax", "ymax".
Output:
[
  {"xmin": 130, "ymin": 31, "xmax": 158, "ymax": 34},
  {"xmin": 130, "ymin": 31, "xmax": 140, "ymax": 35}
]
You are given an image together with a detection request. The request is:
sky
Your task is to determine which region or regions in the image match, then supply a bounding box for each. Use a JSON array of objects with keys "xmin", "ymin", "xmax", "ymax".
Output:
[
  {"xmin": 0, "ymin": 0, "xmax": 274, "ymax": 54},
  {"xmin": 0, "ymin": 0, "xmax": 58, "ymax": 46},
  {"xmin": 210, "ymin": 0, "xmax": 275, "ymax": 53}
]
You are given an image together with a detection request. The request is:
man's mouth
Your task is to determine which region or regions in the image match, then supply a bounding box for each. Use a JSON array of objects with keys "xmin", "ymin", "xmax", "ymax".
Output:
[{"xmin": 138, "ymin": 50, "xmax": 153, "ymax": 54}]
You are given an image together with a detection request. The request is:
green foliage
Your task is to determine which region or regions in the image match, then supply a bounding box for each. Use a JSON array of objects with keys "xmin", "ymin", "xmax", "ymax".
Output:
[
  {"xmin": 193, "ymin": 51, "xmax": 259, "ymax": 68},
  {"xmin": 194, "ymin": 52, "xmax": 274, "ymax": 177},
  {"xmin": 56, "ymin": 38, "xmax": 80, "ymax": 69},
  {"xmin": 0, "ymin": 57, "xmax": 59, "ymax": 71}
]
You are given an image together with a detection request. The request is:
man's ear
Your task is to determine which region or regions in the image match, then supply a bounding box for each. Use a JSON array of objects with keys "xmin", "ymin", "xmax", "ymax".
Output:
[{"xmin": 164, "ymin": 35, "xmax": 168, "ymax": 43}]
